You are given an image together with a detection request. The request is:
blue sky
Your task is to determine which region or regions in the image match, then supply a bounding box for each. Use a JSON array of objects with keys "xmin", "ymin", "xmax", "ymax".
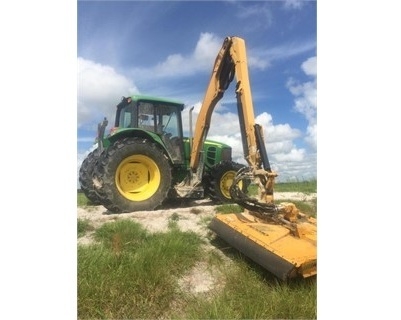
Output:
[{"xmin": 77, "ymin": 0, "xmax": 317, "ymax": 182}]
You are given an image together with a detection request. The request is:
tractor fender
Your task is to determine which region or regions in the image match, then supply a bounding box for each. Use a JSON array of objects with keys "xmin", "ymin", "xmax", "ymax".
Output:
[{"xmin": 104, "ymin": 128, "xmax": 174, "ymax": 161}]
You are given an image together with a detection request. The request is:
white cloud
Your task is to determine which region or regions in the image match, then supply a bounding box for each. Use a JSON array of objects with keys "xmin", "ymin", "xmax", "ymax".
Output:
[
  {"xmin": 182, "ymin": 101, "xmax": 306, "ymax": 181},
  {"xmin": 287, "ymin": 56, "xmax": 317, "ymax": 150},
  {"xmin": 283, "ymin": 0, "xmax": 304, "ymax": 10},
  {"xmin": 264, "ymin": 40, "xmax": 317, "ymax": 62},
  {"xmin": 274, "ymin": 148, "xmax": 305, "ymax": 162},
  {"xmin": 135, "ymin": 33, "xmax": 223, "ymax": 79},
  {"xmin": 306, "ymin": 123, "xmax": 317, "ymax": 150},
  {"xmin": 208, "ymin": 134, "xmax": 245, "ymax": 163},
  {"xmin": 291, "ymin": 80, "xmax": 317, "ymax": 122},
  {"xmin": 275, "ymin": 151, "xmax": 316, "ymax": 182},
  {"xmin": 241, "ymin": 40, "xmax": 316, "ymax": 72},
  {"xmin": 235, "ymin": 2, "xmax": 273, "ymax": 30},
  {"xmin": 193, "ymin": 32, "xmax": 223, "ymax": 63},
  {"xmin": 302, "ymin": 56, "xmax": 317, "ymax": 76},
  {"xmin": 256, "ymin": 112, "xmax": 301, "ymax": 142},
  {"xmin": 77, "ymin": 57, "xmax": 139, "ymax": 128},
  {"xmin": 77, "ymin": 57, "xmax": 140, "ymax": 188},
  {"xmin": 129, "ymin": 32, "xmax": 315, "ymax": 83},
  {"xmin": 77, "ymin": 136, "xmax": 97, "ymax": 143}
]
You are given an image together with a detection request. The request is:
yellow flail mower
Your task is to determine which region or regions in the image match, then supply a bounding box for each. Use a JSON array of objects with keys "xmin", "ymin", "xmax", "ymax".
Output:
[
  {"xmin": 209, "ymin": 167, "xmax": 317, "ymax": 281},
  {"xmin": 209, "ymin": 203, "xmax": 316, "ymax": 281}
]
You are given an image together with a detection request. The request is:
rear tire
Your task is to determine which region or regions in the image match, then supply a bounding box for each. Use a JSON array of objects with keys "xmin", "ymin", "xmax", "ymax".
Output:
[
  {"xmin": 92, "ymin": 137, "xmax": 172, "ymax": 213},
  {"xmin": 206, "ymin": 161, "xmax": 248, "ymax": 203},
  {"xmin": 79, "ymin": 150, "xmax": 102, "ymax": 205}
]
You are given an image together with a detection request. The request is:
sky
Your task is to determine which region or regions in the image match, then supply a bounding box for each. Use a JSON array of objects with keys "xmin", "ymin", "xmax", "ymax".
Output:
[{"xmin": 77, "ymin": 0, "xmax": 317, "ymax": 183}]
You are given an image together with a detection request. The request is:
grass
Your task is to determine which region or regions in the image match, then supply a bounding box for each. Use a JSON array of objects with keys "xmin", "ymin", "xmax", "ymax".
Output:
[
  {"xmin": 77, "ymin": 180, "xmax": 317, "ymax": 319},
  {"xmin": 77, "ymin": 190, "xmax": 91, "ymax": 206},
  {"xmin": 78, "ymin": 219, "xmax": 317, "ymax": 319},
  {"xmin": 246, "ymin": 179, "xmax": 317, "ymax": 196},
  {"xmin": 77, "ymin": 218, "xmax": 94, "ymax": 237},
  {"xmin": 215, "ymin": 203, "xmax": 244, "ymax": 214},
  {"xmin": 174, "ymin": 256, "xmax": 316, "ymax": 319},
  {"xmin": 78, "ymin": 219, "xmax": 204, "ymax": 319},
  {"xmin": 274, "ymin": 179, "xmax": 317, "ymax": 193}
]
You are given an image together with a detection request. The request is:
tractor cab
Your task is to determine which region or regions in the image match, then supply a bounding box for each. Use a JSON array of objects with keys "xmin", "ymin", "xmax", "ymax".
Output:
[{"xmin": 113, "ymin": 95, "xmax": 185, "ymax": 163}]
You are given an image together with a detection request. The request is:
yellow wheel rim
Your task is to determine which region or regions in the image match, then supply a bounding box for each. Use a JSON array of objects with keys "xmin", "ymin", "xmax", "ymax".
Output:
[
  {"xmin": 115, "ymin": 155, "xmax": 161, "ymax": 201},
  {"xmin": 219, "ymin": 170, "xmax": 243, "ymax": 199}
]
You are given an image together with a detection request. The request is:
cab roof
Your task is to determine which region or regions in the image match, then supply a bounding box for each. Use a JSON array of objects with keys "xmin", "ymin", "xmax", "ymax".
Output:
[{"xmin": 130, "ymin": 94, "xmax": 184, "ymax": 110}]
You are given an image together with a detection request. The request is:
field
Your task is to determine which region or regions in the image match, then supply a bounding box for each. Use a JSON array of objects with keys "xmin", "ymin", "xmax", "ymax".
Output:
[{"xmin": 77, "ymin": 180, "xmax": 317, "ymax": 319}]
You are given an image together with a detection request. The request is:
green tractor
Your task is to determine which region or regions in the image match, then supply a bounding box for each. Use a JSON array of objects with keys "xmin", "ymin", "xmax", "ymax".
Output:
[{"xmin": 79, "ymin": 95, "xmax": 246, "ymax": 213}]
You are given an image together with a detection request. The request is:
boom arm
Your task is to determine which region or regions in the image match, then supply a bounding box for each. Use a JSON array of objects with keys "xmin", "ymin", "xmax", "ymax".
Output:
[
  {"xmin": 189, "ymin": 36, "xmax": 277, "ymax": 205},
  {"xmin": 175, "ymin": 36, "xmax": 277, "ymax": 210},
  {"xmin": 190, "ymin": 37, "xmax": 260, "ymax": 170}
]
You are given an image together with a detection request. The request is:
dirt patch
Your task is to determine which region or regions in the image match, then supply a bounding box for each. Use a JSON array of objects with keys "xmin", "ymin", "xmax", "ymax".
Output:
[
  {"xmin": 273, "ymin": 192, "xmax": 317, "ymax": 201},
  {"xmin": 77, "ymin": 193, "xmax": 316, "ymax": 246},
  {"xmin": 178, "ymin": 261, "xmax": 222, "ymax": 295},
  {"xmin": 77, "ymin": 193, "xmax": 316, "ymax": 230},
  {"xmin": 77, "ymin": 199, "xmax": 217, "ymax": 246}
]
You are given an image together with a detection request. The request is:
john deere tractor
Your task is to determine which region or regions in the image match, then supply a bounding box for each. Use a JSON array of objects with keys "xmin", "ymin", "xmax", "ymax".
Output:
[{"xmin": 79, "ymin": 95, "xmax": 246, "ymax": 213}]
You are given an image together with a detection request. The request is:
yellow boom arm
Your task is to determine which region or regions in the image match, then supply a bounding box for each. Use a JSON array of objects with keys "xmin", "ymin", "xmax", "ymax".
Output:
[
  {"xmin": 190, "ymin": 37, "xmax": 260, "ymax": 169},
  {"xmin": 187, "ymin": 36, "xmax": 277, "ymax": 205}
]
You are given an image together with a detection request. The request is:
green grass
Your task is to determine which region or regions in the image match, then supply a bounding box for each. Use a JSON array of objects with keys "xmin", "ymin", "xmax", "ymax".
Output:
[
  {"xmin": 78, "ymin": 180, "xmax": 317, "ymax": 319},
  {"xmin": 246, "ymin": 179, "xmax": 317, "ymax": 196},
  {"xmin": 215, "ymin": 203, "xmax": 244, "ymax": 214},
  {"xmin": 274, "ymin": 179, "xmax": 317, "ymax": 193},
  {"xmin": 173, "ymin": 256, "xmax": 316, "ymax": 319},
  {"xmin": 77, "ymin": 190, "xmax": 90, "ymax": 206},
  {"xmin": 77, "ymin": 190, "xmax": 101, "ymax": 207},
  {"xmin": 78, "ymin": 219, "xmax": 204, "ymax": 319},
  {"xmin": 77, "ymin": 218, "xmax": 94, "ymax": 237},
  {"xmin": 78, "ymin": 219, "xmax": 317, "ymax": 319}
]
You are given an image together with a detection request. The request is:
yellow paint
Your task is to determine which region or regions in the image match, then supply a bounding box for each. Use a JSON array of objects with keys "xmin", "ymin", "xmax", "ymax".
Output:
[{"xmin": 115, "ymin": 154, "xmax": 161, "ymax": 201}]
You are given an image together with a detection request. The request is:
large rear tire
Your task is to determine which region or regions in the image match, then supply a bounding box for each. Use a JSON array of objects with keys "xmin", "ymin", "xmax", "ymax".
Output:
[
  {"xmin": 206, "ymin": 161, "xmax": 248, "ymax": 203},
  {"xmin": 92, "ymin": 137, "xmax": 172, "ymax": 213},
  {"xmin": 79, "ymin": 150, "xmax": 102, "ymax": 205}
]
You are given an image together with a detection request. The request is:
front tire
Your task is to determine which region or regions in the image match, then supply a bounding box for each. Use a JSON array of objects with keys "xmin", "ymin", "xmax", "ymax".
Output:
[
  {"xmin": 92, "ymin": 137, "xmax": 172, "ymax": 213},
  {"xmin": 206, "ymin": 161, "xmax": 248, "ymax": 203}
]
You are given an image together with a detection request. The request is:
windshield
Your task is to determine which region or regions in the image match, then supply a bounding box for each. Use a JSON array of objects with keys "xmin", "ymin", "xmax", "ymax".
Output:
[
  {"xmin": 118, "ymin": 106, "xmax": 134, "ymax": 128},
  {"xmin": 114, "ymin": 99, "xmax": 184, "ymax": 162},
  {"xmin": 137, "ymin": 102, "xmax": 182, "ymax": 138}
]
